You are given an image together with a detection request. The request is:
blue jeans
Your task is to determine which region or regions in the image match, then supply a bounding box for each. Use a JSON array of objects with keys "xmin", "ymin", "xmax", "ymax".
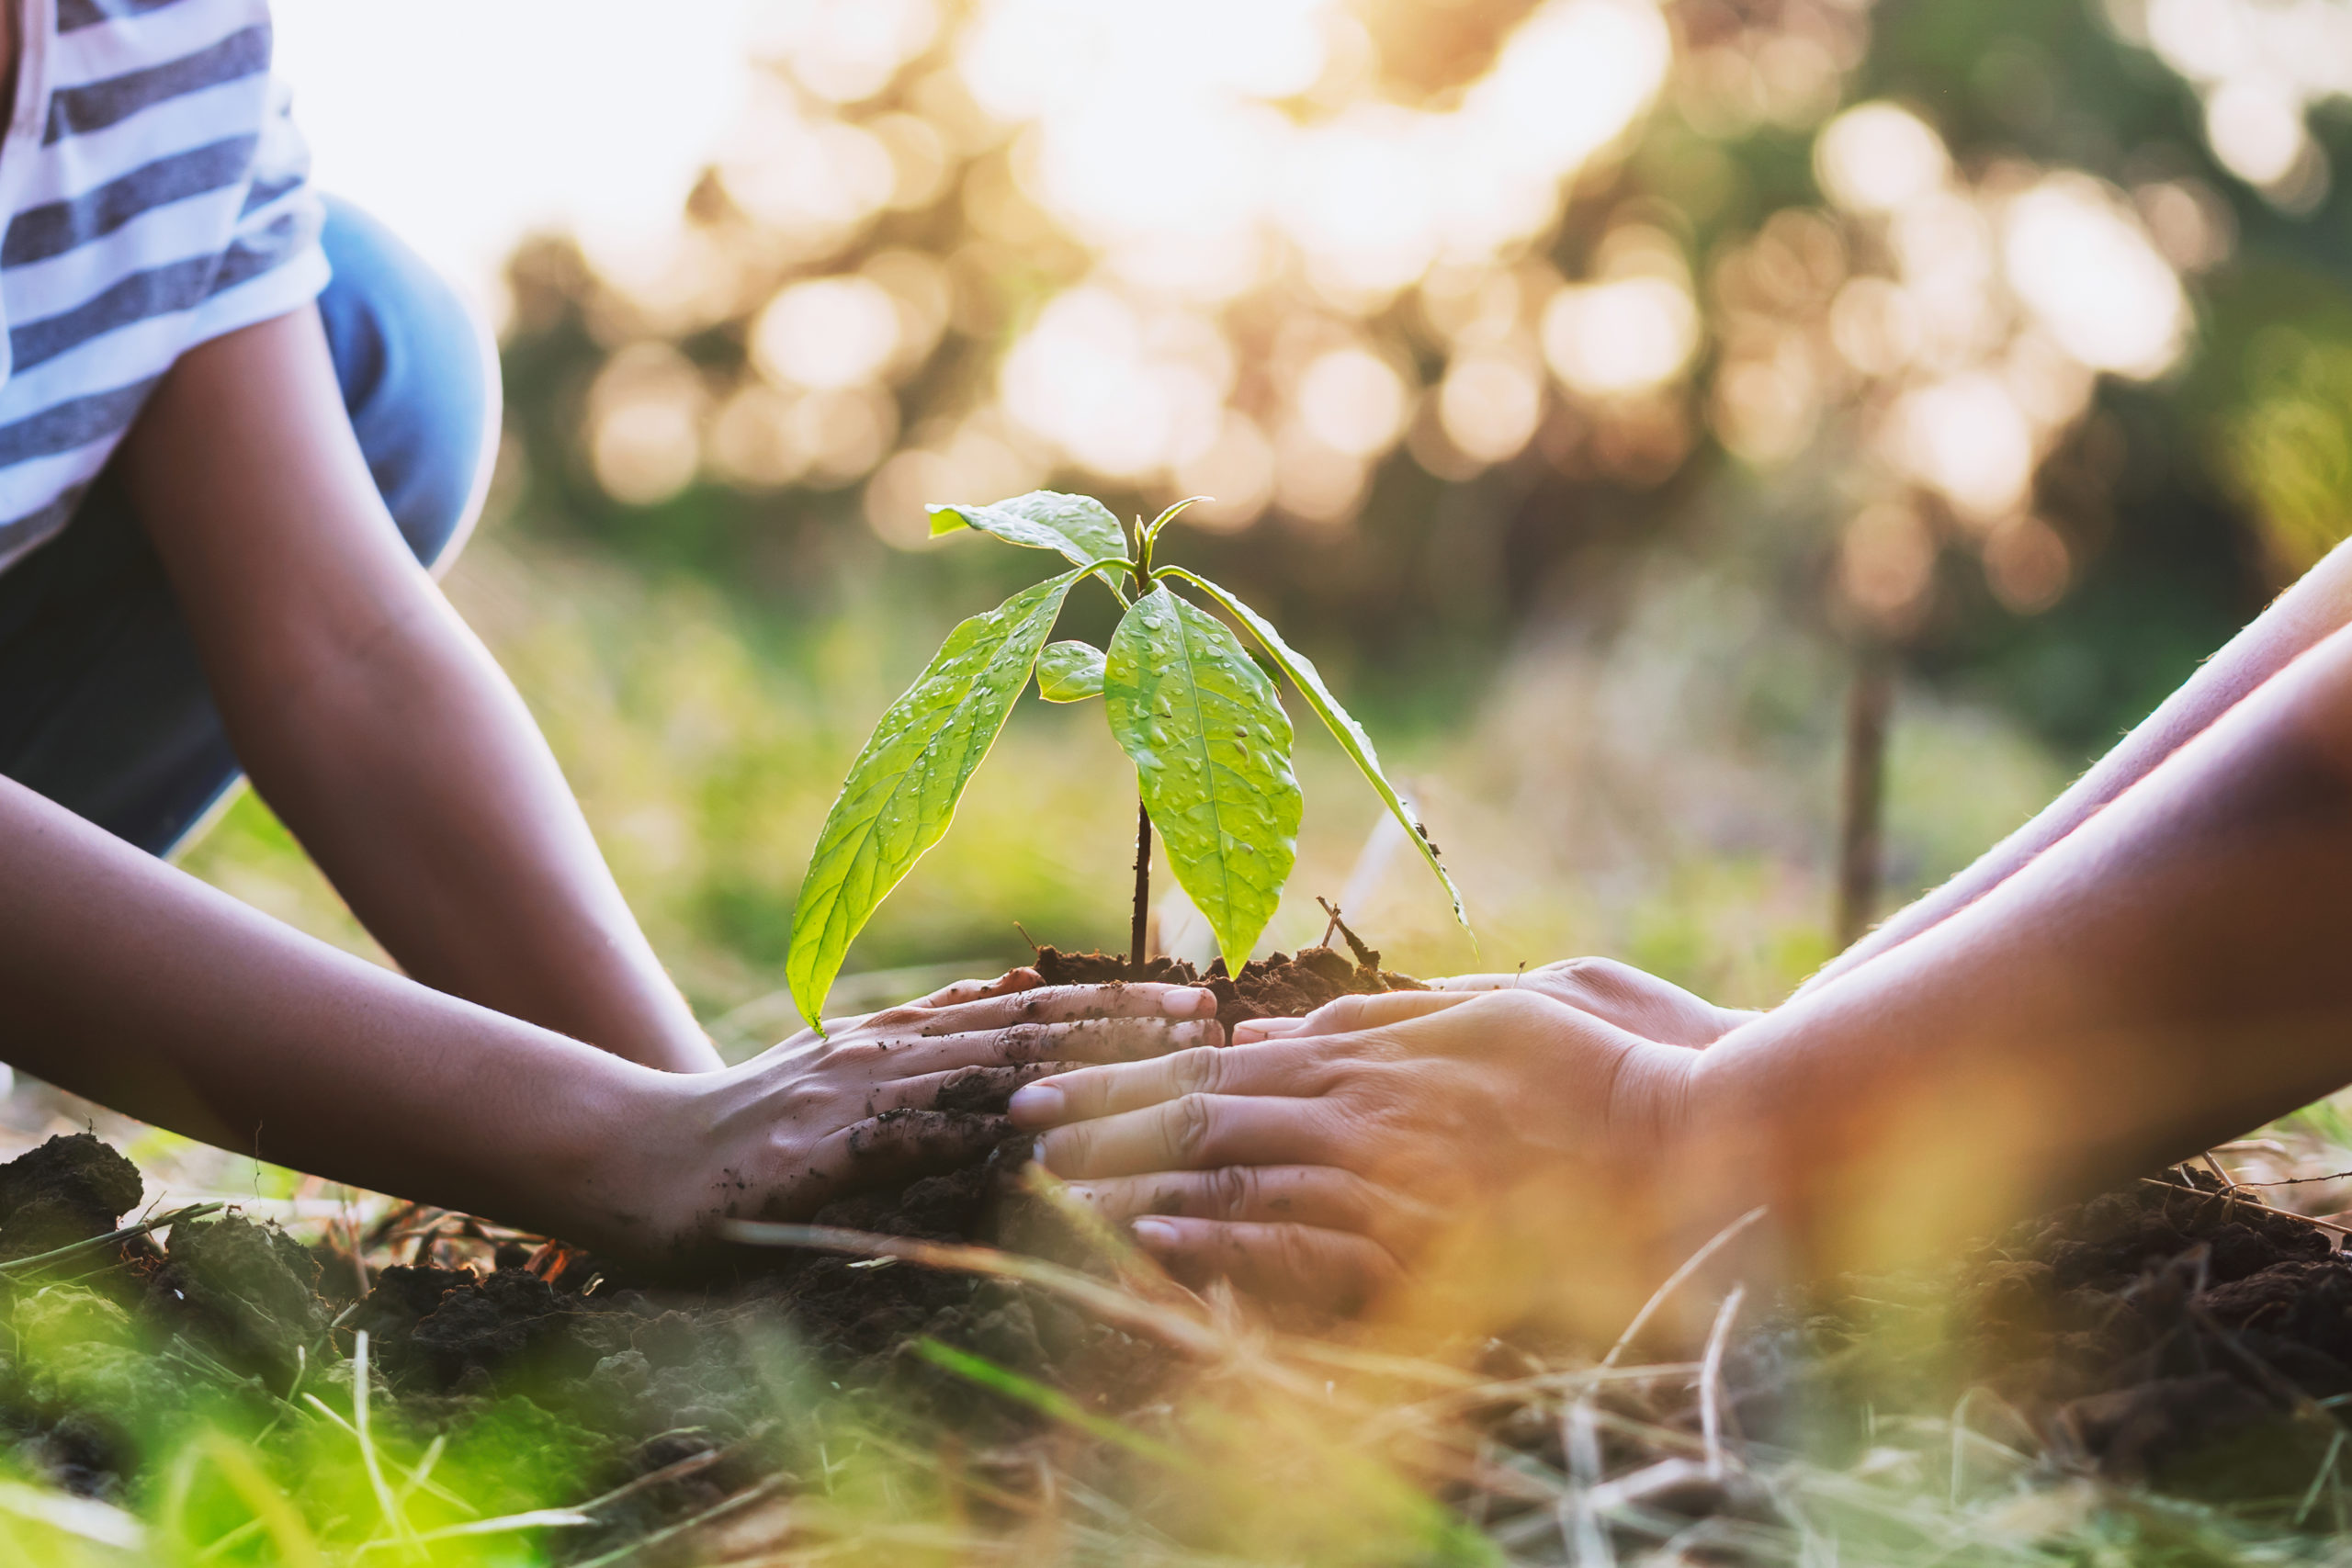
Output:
[{"xmin": 0, "ymin": 198, "xmax": 497, "ymax": 856}]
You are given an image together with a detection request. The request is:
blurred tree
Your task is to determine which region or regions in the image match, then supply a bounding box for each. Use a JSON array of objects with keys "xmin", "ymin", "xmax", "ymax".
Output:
[{"xmin": 490, "ymin": 0, "xmax": 2352, "ymax": 936}]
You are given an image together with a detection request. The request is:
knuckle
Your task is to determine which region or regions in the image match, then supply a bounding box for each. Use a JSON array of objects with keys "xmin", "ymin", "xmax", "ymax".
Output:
[
  {"xmin": 1170, "ymin": 1045, "xmax": 1225, "ymax": 1095},
  {"xmin": 1213, "ymin": 1164, "xmax": 1252, "ymax": 1217},
  {"xmin": 1169, "ymin": 1093, "xmax": 1216, "ymax": 1163},
  {"xmin": 1315, "ymin": 996, "xmax": 1368, "ymax": 1032},
  {"xmin": 867, "ymin": 1005, "xmax": 927, "ymax": 1032},
  {"xmin": 998, "ymin": 1022, "xmax": 1048, "ymax": 1061},
  {"xmin": 1272, "ymin": 1223, "xmax": 1319, "ymax": 1281}
]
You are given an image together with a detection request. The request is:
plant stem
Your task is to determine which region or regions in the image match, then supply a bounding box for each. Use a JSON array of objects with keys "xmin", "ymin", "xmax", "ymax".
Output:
[{"xmin": 1130, "ymin": 799, "xmax": 1153, "ymax": 968}]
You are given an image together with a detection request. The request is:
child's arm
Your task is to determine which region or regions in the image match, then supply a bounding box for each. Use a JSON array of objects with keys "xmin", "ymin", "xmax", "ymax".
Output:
[
  {"xmin": 117, "ymin": 308, "xmax": 716, "ymax": 1072},
  {"xmin": 0, "ymin": 768, "xmax": 1218, "ymax": 1258}
]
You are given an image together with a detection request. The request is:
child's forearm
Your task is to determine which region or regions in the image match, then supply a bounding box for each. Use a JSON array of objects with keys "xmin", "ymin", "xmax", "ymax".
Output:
[
  {"xmin": 1693, "ymin": 617, "xmax": 2352, "ymax": 1269},
  {"xmin": 0, "ymin": 774, "xmax": 669, "ymax": 1244},
  {"xmin": 119, "ymin": 310, "xmax": 718, "ymax": 1073},
  {"xmin": 1800, "ymin": 536, "xmax": 2352, "ymax": 996},
  {"xmin": 214, "ymin": 585, "xmax": 721, "ymax": 1073}
]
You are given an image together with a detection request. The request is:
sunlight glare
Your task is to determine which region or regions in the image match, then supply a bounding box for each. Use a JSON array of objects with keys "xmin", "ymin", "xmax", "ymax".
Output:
[
  {"xmin": 1542, "ymin": 277, "xmax": 1701, "ymax": 397},
  {"xmin": 752, "ymin": 276, "xmax": 904, "ymax": 390},
  {"xmin": 1896, "ymin": 375, "xmax": 2036, "ymax": 523},
  {"xmin": 1815, "ymin": 103, "xmax": 1951, "ymax": 214},
  {"xmin": 2001, "ymin": 177, "xmax": 2187, "ymax": 378}
]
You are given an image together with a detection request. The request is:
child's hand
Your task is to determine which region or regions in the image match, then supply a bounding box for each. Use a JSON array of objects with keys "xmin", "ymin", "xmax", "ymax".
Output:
[
  {"xmin": 1006, "ymin": 988, "xmax": 1699, "ymax": 1311},
  {"xmin": 624, "ymin": 973, "xmax": 1222, "ymax": 1263}
]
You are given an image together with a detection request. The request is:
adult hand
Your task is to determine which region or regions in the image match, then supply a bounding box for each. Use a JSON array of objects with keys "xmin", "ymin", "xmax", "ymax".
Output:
[
  {"xmin": 1005, "ymin": 989, "xmax": 1698, "ymax": 1310},
  {"xmin": 628, "ymin": 972, "xmax": 1223, "ymax": 1262}
]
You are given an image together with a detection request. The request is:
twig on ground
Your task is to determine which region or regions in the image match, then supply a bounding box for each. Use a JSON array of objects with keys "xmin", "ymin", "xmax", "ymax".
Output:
[
  {"xmin": 2140, "ymin": 1176, "xmax": 2352, "ymax": 1236},
  {"xmin": 567, "ymin": 1475, "xmax": 789, "ymax": 1568},
  {"xmin": 1314, "ymin": 897, "xmax": 1379, "ymax": 969},
  {"xmin": 0, "ymin": 1200, "xmax": 223, "ymax": 1279},
  {"xmin": 1603, "ymin": 1207, "xmax": 1769, "ymax": 1369},
  {"xmin": 1701, "ymin": 1285, "xmax": 1747, "ymax": 1479}
]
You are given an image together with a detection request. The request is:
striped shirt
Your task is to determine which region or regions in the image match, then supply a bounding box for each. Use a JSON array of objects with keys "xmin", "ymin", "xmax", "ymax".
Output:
[{"xmin": 0, "ymin": 0, "xmax": 325, "ymax": 574}]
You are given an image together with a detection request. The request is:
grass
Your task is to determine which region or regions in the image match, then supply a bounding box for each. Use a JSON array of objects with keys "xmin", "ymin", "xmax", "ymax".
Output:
[{"xmin": 94, "ymin": 517, "xmax": 2327, "ymax": 1562}]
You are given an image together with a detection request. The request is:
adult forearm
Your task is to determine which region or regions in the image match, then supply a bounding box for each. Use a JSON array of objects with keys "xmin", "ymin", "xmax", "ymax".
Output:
[
  {"xmin": 0, "ymin": 776, "xmax": 668, "ymax": 1244},
  {"xmin": 219, "ymin": 594, "xmax": 720, "ymax": 1072},
  {"xmin": 1801, "ymin": 536, "xmax": 2352, "ymax": 994},
  {"xmin": 1691, "ymin": 620, "xmax": 2352, "ymax": 1271}
]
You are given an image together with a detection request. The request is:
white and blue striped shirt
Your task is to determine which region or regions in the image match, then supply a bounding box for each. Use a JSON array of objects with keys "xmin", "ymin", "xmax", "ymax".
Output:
[{"xmin": 0, "ymin": 0, "xmax": 325, "ymax": 573}]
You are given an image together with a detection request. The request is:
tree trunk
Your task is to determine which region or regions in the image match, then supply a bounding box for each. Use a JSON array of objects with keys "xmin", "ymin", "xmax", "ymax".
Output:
[{"xmin": 1836, "ymin": 654, "xmax": 1893, "ymax": 950}]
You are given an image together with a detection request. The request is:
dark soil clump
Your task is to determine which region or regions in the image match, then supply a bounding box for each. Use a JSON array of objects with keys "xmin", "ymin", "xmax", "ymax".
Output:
[{"xmin": 1034, "ymin": 942, "xmax": 1426, "ymax": 1033}]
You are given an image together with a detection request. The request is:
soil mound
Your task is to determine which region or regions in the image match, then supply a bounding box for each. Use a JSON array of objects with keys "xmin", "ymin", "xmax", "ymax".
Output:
[{"xmin": 1034, "ymin": 942, "xmax": 1426, "ymax": 1033}]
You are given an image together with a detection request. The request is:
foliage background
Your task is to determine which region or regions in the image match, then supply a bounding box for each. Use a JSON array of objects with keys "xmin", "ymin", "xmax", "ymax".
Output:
[{"xmin": 181, "ymin": 0, "xmax": 2352, "ymax": 1048}]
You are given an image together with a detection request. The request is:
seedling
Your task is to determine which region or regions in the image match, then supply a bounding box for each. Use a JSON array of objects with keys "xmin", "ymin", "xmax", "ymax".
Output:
[{"xmin": 785, "ymin": 490, "xmax": 1470, "ymax": 1030}]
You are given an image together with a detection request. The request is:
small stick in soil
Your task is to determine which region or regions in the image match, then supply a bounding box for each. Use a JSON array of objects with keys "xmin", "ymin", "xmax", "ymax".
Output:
[
  {"xmin": 1315, "ymin": 897, "xmax": 1379, "ymax": 970},
  {"xmin": 1130, "ymin": 800, "xmax": 1153, "ymax": 968}
]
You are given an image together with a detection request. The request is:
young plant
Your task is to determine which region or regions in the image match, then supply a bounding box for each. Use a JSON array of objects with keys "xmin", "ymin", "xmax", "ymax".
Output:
[{"xmin": 785, "ymin": 491, "xmax": 1469, "ymax": 1031}]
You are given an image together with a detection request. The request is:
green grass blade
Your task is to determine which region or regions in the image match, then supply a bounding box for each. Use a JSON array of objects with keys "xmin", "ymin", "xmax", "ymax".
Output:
[
  {"xmin": 928, "ymin": 490, "xmax": 1129, "ymax": 572},
  {"xmin": 787, "ymin": 570, "xmax": 1085, "ymax": 1028},
  {"xmin": 1105, "ymin": 587, "xmax": 1299, "ymax": 977},
  {"xmin": 1162, "ymin": 567, "xmax": 1473, "ymax": 945},
  {"xmin": 911, "ymin": 1339, "xmax": 1195, "ymax": 1472},
  {"xmin": 1035, "ymin": 639, "xmax": 1106, "ymax": 702}
]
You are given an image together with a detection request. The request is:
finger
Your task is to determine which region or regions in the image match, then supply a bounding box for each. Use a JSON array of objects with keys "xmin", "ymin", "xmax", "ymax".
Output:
[
  {"xmin": 880, "ymin": 982, "xmax": 1218, "ymax": 1038},
  {"xmin": 867, "ymin": 1060, "xmax": 1066, "ymax": 1117},
  {"xmin": 797, "ymin": 1108, "xmax": 1018, "ymax": 1213},
  {"xmin": 881, "ymin": 1015, "xmax": 1224, "ymax": 1078},
  {"xmin": 1062, "ymin": 1165, "xmax": 1437, "ymax": 1256},
  {"xmin": 1426, "ymin": 972, "xmax": 1523, "ymax": 992},
  {"xmin": 1129, "ymin": 1217, "xmax": 1406, "ymax": 1313},
  {"xmin": 1008, "ymin": 1038, "xmax": 1338, "ymax": 1129},
  {"xmin": 1261, "ymin": 990, "xmax": 1479, "ymax": 1040},
  {"xmin": 908, "ymin": 968, "xmax": 1041, "ymax": 1008},
  {"xmin": 1037, "ymin": 1093, "xmax": 1348, "ymax": 1179},
  {"xmin": 1229, "ymin": 1015, "xmax": 1309, "ymax": 1044}
]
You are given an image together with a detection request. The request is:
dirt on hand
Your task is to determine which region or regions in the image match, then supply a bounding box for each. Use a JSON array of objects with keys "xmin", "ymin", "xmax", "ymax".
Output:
[{"xmin": 9, "ymin": 961, "xmax": 2352, "ymax": 1553}]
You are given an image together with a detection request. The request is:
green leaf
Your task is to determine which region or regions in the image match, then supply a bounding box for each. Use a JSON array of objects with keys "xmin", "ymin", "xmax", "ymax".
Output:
[
  {"xmin": 928, "ymin": 491, "xmax": 1130, "ymax": 572},
  {"xmin": 1104, "ymin": 587, "xmax": 1300, "ymax": 977},
  {"xmin": 1160, "ymin": 568, "xmax": 1473, "ymax": 944},
  {"xmin": 1035, "ymin": 639, "xmax": 1106, "ymax": 702},
  {"xmin": 1139, "ymin": 494, "xmax": 1211, "ymax": 560},
  {"xmin": 786, "ymin": 570, "xmax": 1084, "ymax": 1028}
]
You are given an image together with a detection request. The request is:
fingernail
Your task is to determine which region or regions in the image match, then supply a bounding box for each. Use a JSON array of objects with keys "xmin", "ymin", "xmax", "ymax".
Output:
[
  {"xmin": 1163, "ymin": 987, "xmax": 1215, "ymax": 1017},
  {"xmin": 1131, "ymin": 1217, "xmax": 1177, "ymax": 1248},
  {"xmin": 1032, "ymin": 1136, "xmax": 1053, "ymax": 1171},
  {"xmin": 1008, "ymin": 1082, "xmax": 1064, "ymax": 1124}
]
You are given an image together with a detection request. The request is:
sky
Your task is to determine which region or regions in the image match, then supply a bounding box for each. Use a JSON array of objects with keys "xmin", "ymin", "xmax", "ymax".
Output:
[{"xmin": 270, "ymin": 0, "xmax": 758, "ymax": 313}]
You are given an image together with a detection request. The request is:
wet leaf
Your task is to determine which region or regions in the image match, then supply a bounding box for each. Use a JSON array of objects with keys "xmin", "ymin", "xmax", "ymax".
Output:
[
  {"xmin": 1161, "ymin": 568, "xmax": 1473, "ymax": 944},
  {"xmin": 787, "ymin": 570, "xmax": 1085, "ymax": 1029},
  {"xmin": 1104, "ymin": 587, "xmax": 1299, "ymax": 976},
  {"xmin": 1036, "ymin": 640, "xmax": 1107, "ymax": 702},
  {"xmin": 928, "ymin": 491, "xmax": 1130, "ymax": 574}
]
